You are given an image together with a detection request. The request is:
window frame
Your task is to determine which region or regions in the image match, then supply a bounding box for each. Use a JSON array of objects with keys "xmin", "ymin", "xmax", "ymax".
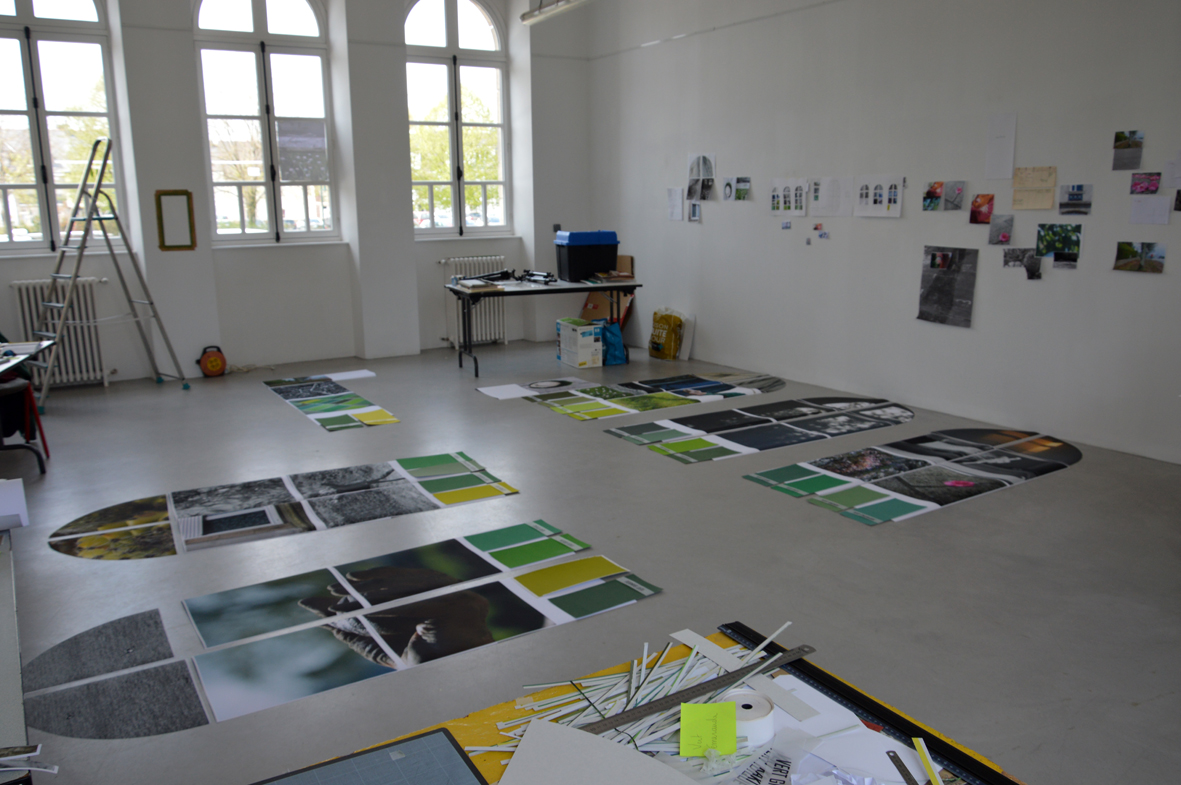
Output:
[
  {"xmin": 405, "ymin": 0, "xmax": 511, "ymax": 238},
  {"xmin": 194, "ymin": 0, "xmax": 339, "ymax": 244},
  {"xmin": 0, "ymin": 1, "xmax": 123, "ymax": 253}
]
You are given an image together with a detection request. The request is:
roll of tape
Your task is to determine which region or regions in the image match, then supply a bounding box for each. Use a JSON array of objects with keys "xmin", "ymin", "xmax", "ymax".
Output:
[{"xmin": 722, "ymin": 688, "xmax": 775, "ymax": 747}]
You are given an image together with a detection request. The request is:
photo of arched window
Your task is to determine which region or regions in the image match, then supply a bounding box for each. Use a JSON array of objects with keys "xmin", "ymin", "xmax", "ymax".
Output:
[
  {"xmin": 859, "ymin": 184, "xmax": 870, "ymax": 205},
  {"xmin": 888, "ymin": 183, "xmax": 899, "ymax": 206},
  {"xmin": 873, "ymin": 185, "xmax": 883, "ymax": 205}
]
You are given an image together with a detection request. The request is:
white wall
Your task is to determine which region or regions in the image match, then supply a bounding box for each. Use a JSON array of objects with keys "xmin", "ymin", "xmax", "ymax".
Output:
[{"xmin": 538, "ymin": 0, "xmax": 1181, "ymax": 463}]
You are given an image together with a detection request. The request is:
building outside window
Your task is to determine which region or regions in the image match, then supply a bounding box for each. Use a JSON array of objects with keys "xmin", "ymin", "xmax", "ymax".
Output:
[
  {"xmin": 405, "ymin": 0, "xmax": 509, "ymax": 235},
  {"xmin": 196, "ymin": 0, "xmax": 335, "ymax": 242}
]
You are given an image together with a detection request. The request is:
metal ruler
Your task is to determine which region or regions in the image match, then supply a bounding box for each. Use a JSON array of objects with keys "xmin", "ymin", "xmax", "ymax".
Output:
[{"xmin": 577, "ymin": 644, "xmax": 815, "ymax": 736}]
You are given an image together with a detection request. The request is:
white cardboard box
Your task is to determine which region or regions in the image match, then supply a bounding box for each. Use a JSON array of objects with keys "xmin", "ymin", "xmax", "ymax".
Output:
[
  {"xmin": 557, "ymin": 319, "xmax": 603, "ymax": 368},
  {"xmin": 0, "ymin": 479, "xmax": 28, "ymax": 530}
]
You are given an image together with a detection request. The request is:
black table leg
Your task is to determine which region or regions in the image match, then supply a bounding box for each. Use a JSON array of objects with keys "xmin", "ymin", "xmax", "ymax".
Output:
[{"xmin": 457, "ymin": 294, "xmax": 480, "ymax": 377}]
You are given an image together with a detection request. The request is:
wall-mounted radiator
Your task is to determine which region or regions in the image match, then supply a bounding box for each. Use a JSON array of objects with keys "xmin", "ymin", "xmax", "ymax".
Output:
[
  {"xmin": 10, "ymin": 277, "xmax": 108, "ymax": 387},
  {"xmin": 440, "ymin": 255, "xmax": 508, "ymax": 348}
]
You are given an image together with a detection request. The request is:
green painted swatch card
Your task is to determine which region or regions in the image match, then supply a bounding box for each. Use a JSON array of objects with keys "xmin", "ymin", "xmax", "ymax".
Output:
[
  {"xmin": 466, "ymin": 521, "xmax": 558, "ymax": 552},
  {"xmin": 489, "ymin": 538, "xmax": 573, "ymax": 568},
  {"xmin": 549, "ymin": 575, "xmax": 662, "ymax": 618}
]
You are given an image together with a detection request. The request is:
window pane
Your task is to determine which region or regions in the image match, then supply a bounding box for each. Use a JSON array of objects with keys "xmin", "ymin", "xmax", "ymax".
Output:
[
  {"xmin": 0, "ymin": 117, "xmax": 35, "ymax": 184},
  {"xmin": 464, "ymin": 184, "xmax": 483, "ymax": 227},
  {"xmin": 47, "ymin": 115, "xmax": 111, "ymax": 184},
  {"xmin": 0, "ymin": 39, "xmax": 27, "ymax": 110},
  {"xmin": 276, "ymin": 119, "xmax": 328, "ymax": 181},
  {"xmin": 462, "ymin": 125, "xmax": 500, "ymax": 181},
  {"xmin": 198, "ymin": 0, "xmax": 253, "ymax": 32},
  {"xmin": 0, "ymin": 0, "xmax": 15, "ymax": 15},
  {"xmin": 7, "ymin": 189, "xmax": 43, "ymax": 241},
  {"xmin": 409, "ymin": 124, "xmax": 451, "ymax": 181},
  {"xmin": 405, "ymin": 0, "xmax": 445, "ymax": 47},
  {"xmin": 309, "ymin": 184, "xmax": 331, "ymax": 230},
  {"xmin": 0, "ymin": 196, "xmax": 7, "ymax": 239},
  {"xmin": 406, "ymin": 62, "xmax": 449, "ymax": 122},
  {"xmin": 214, "ymin": 185, "xmax": 241, "ymax": 233},
  {"xmin": 242, "ymin": 185, "xmax": 269, "ymax": 232},
  {"xmin": 412, "ymin": 185, "xmax": 429, "ymax": 227},
  {"xmin": 38, "ymin": 41, "xmax": 106, "ymax": 112},
  {"xmin": 458, "ymin": 0, "xmax": 497, "ymax": 51},
  {"xmin": 486, "ymin": 183, "xmax": 504, "ymax": 225},
  {"xmin": 201, "ymin": 50, "xmax": 259, "ymax": 116},
  {"xmin": 459, "ymin": 66, "xmax": 500, "ymax": 123},
  {"xmin": 266, "ymin": 0, "xmax": 319, "ymax": 36},
  {"xmin": 208, "ymin": 118, "xmax": 263, "ymax": 182},
  {"xmin": 270, "ymin": 53, "xmax": 324, "ymax": 118},
  {"xmin": 432, "ymin": 185, "xmax": 452, "ymax": 227},
  {"xmin": 57, "ymin": 186, "xmax": 119, "ymax": 236},
  {"xmin": 280, "ymin": 184, "xmax": 306, "ymax": 231},
  {"xmin": 33, "ymin": 0, "xmax": 98, "ymax": 22}
]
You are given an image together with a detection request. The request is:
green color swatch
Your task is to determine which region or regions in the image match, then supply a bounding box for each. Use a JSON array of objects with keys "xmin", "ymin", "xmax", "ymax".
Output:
[
  {"xmin": 550, "ymin": 576, "xmax": 662, "ymax": 618},
  {"xmin": 466, "ymin": 521, "xmax": 556, "ymax": 552},
  {"xmin": 561, "ymin": 400, "xmax": 609, "ymax": 412},
  {"xmin": 754, "ymin": 464, "xmax": 818, "ymax": 485},
  {"xmin": 679, "ymin": 446, "xmax": 739, "ymax": 462},
  {"xmin": 660, "ymin": 438, "xmax": 718, "ymax": 454},
  {"xmin": 808, "ymin": 486, "xmax": 888, "ymax": 511},
  {"xmin": 782, "ymin": 474, "xmax": 850, "ymax": 495},
  {"xmin": 317, "ymin": 414, "xmax": 362, "ymax": 431},
  {"xmin": 841, "ymin": 498, "xmax": 928, "ymax": 524},
  {"xmin": 417, "ymin": 473, "xmax": 487, "ymax": 494},
  {"xmin": 569, "ymin": 407, "xmax": 630, "ymax": 420},
  {"xmin": 489, "ymin": 538, "xmax": 573, "ymax": 568}
]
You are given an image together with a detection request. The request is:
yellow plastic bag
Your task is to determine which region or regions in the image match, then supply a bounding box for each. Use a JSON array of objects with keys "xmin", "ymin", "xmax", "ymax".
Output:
[{"xmin": 648, "ymin": 308, "xmax": 685, "ymax": 360}]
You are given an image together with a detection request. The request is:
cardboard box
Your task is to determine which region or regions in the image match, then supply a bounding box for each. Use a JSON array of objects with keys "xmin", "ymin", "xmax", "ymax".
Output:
[
  {"xmin": 556, "ymin": 318, "xmax": 602, "ymax": 368},
  {"xmin": 580, "ymin": 292, "xmax": 634, "ymax": 326}
]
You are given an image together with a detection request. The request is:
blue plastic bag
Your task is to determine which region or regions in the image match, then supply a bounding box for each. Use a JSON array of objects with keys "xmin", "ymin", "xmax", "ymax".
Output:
[{"xmin": 599, "ymin": 321, "xmax": 628, "ymax": 365}]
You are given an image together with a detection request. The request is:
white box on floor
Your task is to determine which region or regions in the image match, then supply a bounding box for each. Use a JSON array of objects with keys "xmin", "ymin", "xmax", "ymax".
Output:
[
  {"xmin": 557, "ymin": 318, "xmax": 602, "ymax": 368},
  {"xmin": 0, "ymin": 479, "xmax": 28, "ymax": 530}
]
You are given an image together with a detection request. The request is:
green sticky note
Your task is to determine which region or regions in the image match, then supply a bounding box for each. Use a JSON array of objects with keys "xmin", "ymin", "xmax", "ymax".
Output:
[
  {"xmin": 417, "ymin": 473, "xmax": 487, "ymax": 494},
  {"xmin": 660, "ymin": 437, "xmax": 718, "ymax": 454},
  {"xmin": 754, "ymin": 464, "xmax": 819, "ymax": 484},
  {"xmin": 489, "ymin": 538, "xmax": 573, "ymax": 568},
  {"xmin": 841, "ymin": 498, "xmax": 928, "ymax": 524},
  {"xmin": 680, "ymin": 703, "xmax": 737, "ymax": 756},
  {"xmin": 317, "ymin": 414, "xmax": 362, "ymax": 431},
  {"xmin": 782, "ymin": 474, "xmax": 850, "ymax": 495},
  {"xmin": 808, "ymin": 486, "xmax": 888, "ymax": 512}
]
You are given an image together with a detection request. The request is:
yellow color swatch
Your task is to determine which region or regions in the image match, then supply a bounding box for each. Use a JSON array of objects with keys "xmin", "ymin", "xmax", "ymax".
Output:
[
  {"xmin": 434, "ymin": 484, "xmax": 504, "ymax": 505},
  {"xmin": 680, "ymin": 702, "xmax": 737, "ymax": 756},
  {"xmin": 515, "ymin": 555, "xmax": 625, "ymax": 597},
  {"xmin": 354, "ymin": 409, "xmax": 400, "ymax": 425}
]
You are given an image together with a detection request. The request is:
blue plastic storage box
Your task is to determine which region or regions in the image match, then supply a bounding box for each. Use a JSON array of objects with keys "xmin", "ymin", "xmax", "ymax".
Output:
[{"xmin": 554, "ymin": 230, "xmax": 620, "ymax": 282}]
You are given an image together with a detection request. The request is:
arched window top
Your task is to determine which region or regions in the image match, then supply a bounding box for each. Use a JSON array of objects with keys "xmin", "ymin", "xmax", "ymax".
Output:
[
  {"xmin": 198, "ymin": 0, "xmax": 323, "ymax": 38},
  {"xmin": 406, "ymin": 0, "xmax": 501, "ymax": 52}
]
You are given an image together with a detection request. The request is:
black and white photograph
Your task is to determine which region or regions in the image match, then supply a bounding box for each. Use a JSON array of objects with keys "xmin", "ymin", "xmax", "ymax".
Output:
[
  {"xmin": 1058, "ymin": 184, "xmax": 1093, "ymax": 215},
  {"xmin": 290, "ymin": 462, "xmax": 401, "ymax": 499},
  {"xmin": 720, "ymin": 423, "xmax": 825, "ymax": 451},
  {"xmin": 669, "ymin": 409, "xmax": 772, "ymax": 434},
  {"xmin": 942, "ymin": 180, "xmax": 966, "ymax": 210},
  {"xmin": 880, "ymin": 434, "xmax": 987, "ymax": 462},
  {"xmin": 306, "ymin": 482, "xmax": 438, "ymax": 528},
  {"xmin": 171, "ymin": 478, "xmax": 296, "ymax": 519},
  {"xmin": 687, "ymin": 153, "xmax": 715, "ymax": 201},
  {"xmin": 268, "ymin": 380, "xmax": 350, "ymax": 401},
  {"xmin": 796, "ymin": 414, "xmax": 889, "ymax": 437},
  {"xmin": 738, "ymin": 399, "xmax": 828, "ymax": 421},
  {"xmin": 933, "ymin": 428, "xmax": 1034, "ymax": 447},
  {"xmin": 798, "ymin": 397, "xmax": 887, "ymax": 411},
  {"xmin": 917, "ymin": 245, "xmax": 979, "ymax": 328},
  {"xmin": 854, "ymin": 405, "xmax": 915, "ymax": 425},
  {"xmin": 949, "ymin": 450, "xmax": 1067, "ymax": 482},
  {"xmin": 871, "ymin": 464, "xmax": 1011, "ymax": 506}
]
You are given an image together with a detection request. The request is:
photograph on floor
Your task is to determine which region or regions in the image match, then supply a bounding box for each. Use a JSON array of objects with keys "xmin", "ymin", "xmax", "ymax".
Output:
[
  {"xmin": 917, "ymin": 246, "xmax": 979, "ymax": 328},
  {"xmin": 48, "ymin": 524, "xmax": 177, "ymax": 560},
  {"xmin": 266, "ymin": 375, "xmax": 397, "ymax": 430},
  {"xmin": 47, "ymin": 496, "xmax": 170, "ymax": 539}
]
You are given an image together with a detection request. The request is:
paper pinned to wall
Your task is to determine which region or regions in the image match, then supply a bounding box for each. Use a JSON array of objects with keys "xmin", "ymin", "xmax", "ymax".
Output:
[
  {"xmin": 668, "ymin": 188, "xmax": 684, "ymax": 221},
  {"xmin": 985, "ymin": 113, "xmax": 1017, "ymax": 179},
  {"xmin": 1130, "ymin": 195, "xmax": 1170, "ymax": 225},
  {"xmin": 1013, "ymin": 166, "xmax": 1056, "ymax": 189},
  {"xmin": 810, "ymin": 177, "xmax": 854, "ymax": 217}
]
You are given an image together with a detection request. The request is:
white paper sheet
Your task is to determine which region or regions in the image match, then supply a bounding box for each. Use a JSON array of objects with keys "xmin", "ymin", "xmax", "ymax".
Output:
[
  {"xmin": 985, "ymin": 112, "xmax": 1017, "ymax": 179},
  {"xmin": 1130, "ymin": 195, "xmax": 1171, "ymax": 225},
  {"xmin": 0, "ymin": 479, "xmax": 29, "ymax": 530},
  {"xmin": 1164, "ymin": 151, "xmax": 1181, "ymax": 188},
  {"xmin": 668, "ymin": 188, "xmax": 684, "ymax": 221},
  {"xmin": 500, "ymin": 719, "xmax": 698, "ymax": 785},
  {"xmin": 853, "ymin": 175, "xmax": 903, "ymax": 218},
  {"xmin": 811, "ymin": 177, "xmax": 854, "ymax": 217},
  {"xmin": 325, "ymin": 370, "xmax": 376, "ymax": 381}
]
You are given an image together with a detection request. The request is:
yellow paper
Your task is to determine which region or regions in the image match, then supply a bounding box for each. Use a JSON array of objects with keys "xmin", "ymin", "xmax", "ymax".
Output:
[
  {"xmin": 1011, "ymin": 188, "xmax": 1054, "ymax": 210},
  {"xmin": 679, "ymin": 703, "xmax": 737, "ymax": 756},
  {"xmin": 570, "ymin": 408, "xmax": 630, "ymax": 420},
  {"xmin": 515, "ymin": 555, "xmax": 625, "ymax": 596},
  {"xmin": 1012, "ymin": 166, "xmax": 1056, "ymax": 188},
  {"xmin": 354, "ymin": 409, "xmax": 399, "ymax": 425},
  {"xmin": 433, "ymin": 484, "xmax": 504, "ymax": 505}
]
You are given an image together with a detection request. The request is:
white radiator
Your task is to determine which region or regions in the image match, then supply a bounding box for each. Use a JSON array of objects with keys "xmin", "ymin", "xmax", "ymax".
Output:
[
  {"xmin": 441, "ymin": 255, "xmax": 508, "ymax": 347},
  {"xmin": 10, "ymin": 277, "xmax": 107, "ymax": 387}
]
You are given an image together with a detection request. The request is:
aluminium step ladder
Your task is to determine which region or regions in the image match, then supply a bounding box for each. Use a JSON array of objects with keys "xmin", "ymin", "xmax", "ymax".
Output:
[{"xmin": 28, "ymin": 137, "xmax": 188, "ymax": 409}]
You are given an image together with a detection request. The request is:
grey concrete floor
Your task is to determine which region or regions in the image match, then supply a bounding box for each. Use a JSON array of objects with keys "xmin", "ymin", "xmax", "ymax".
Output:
[{"xmin": 3, "ymin": 341, "xmax": 1180, "ymax": 785}]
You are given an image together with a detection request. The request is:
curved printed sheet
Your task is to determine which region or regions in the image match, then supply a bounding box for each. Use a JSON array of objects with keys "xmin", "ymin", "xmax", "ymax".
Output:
[
  {"xmin": 1000, "ymin": 435, "xmax": 1083, "ymax": 466},
  {"xmin": 934, "ymin": 429, "xmax": 1035, "ymax": 447}
]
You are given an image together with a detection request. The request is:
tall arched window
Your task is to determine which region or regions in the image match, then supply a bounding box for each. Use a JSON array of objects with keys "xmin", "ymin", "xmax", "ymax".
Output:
[
  {"xmin": 196, "ymin": 0, "xmax": 335, "ymax": 242},
  {"xmin": 0, "ymin": 0, "xmax": 120, "ymax": 250},
  {"xmin": 406, "ymin": 0, "xmax": 508, "ymax": 234}
]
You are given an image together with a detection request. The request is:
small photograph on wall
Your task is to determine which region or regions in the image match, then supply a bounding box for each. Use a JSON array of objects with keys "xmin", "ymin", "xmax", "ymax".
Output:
[
  {"xmin": 1113, "ymin": 242, "xmax": 1165, "ymax": 274},
  {"xmin": 917, "ymin": 246, "xmax": 979, "ymax": 328},
  {"xmin": 988, "ymin": 215, "xmax": 1013, "ymax": 245},
  {"xmin": 923, "ymin": 182, "xmax": 943, "ymax": 211},
  {"xmin": 1036, "ymin": 224, "xmax": 1082, "ymax": 269},
  {"xmin": 1130, "ymin": 173, "xmax": 1161, "ymax": 194},
  {"xmin": 688, "ymin": 202, "xmax": 701, "ymax": 223},
  {"xmin": 969, "ymin": 194, "xmax": 994, "ymax": 224},
  {"xmin": 1058, "ymin": 184, "xmax": 1093, "ymax": 215},
  {"xmin": 687, "ymin": 154, "xmax": 715, "ymax": 201},
  {"xmin": 1112, "ymin": 131, "xmax": 1144, "ymax": 170},
  {"xmin": 735, "ymin": 177, "xmax": 752, "ymax": 201},
  {"xmin": 943, "ymin": 181, "xmax": 965, "ymax": 211},
  {"xmin": 1003, "ymin": 248, "xmax": 1041, "ymax": 280},
  {"xmin": 722, "ymin": 178, "xmax": 735, "ymax": 201}
]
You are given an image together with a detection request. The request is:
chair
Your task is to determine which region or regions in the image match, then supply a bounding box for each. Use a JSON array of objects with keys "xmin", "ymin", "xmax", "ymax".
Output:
[{"xmin": 0, "ymin": 378, "xmax": 48, "ymax": 474}]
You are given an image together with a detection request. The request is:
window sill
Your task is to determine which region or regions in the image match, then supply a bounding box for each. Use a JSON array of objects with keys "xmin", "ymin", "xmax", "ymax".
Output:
[
  {"xmin": 211, "ymin": 238, "xmax": 349, "ymax": 251},
  {"xmin": 414, "ymin": 232, "xmax": 519, "ymax": 243}
]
